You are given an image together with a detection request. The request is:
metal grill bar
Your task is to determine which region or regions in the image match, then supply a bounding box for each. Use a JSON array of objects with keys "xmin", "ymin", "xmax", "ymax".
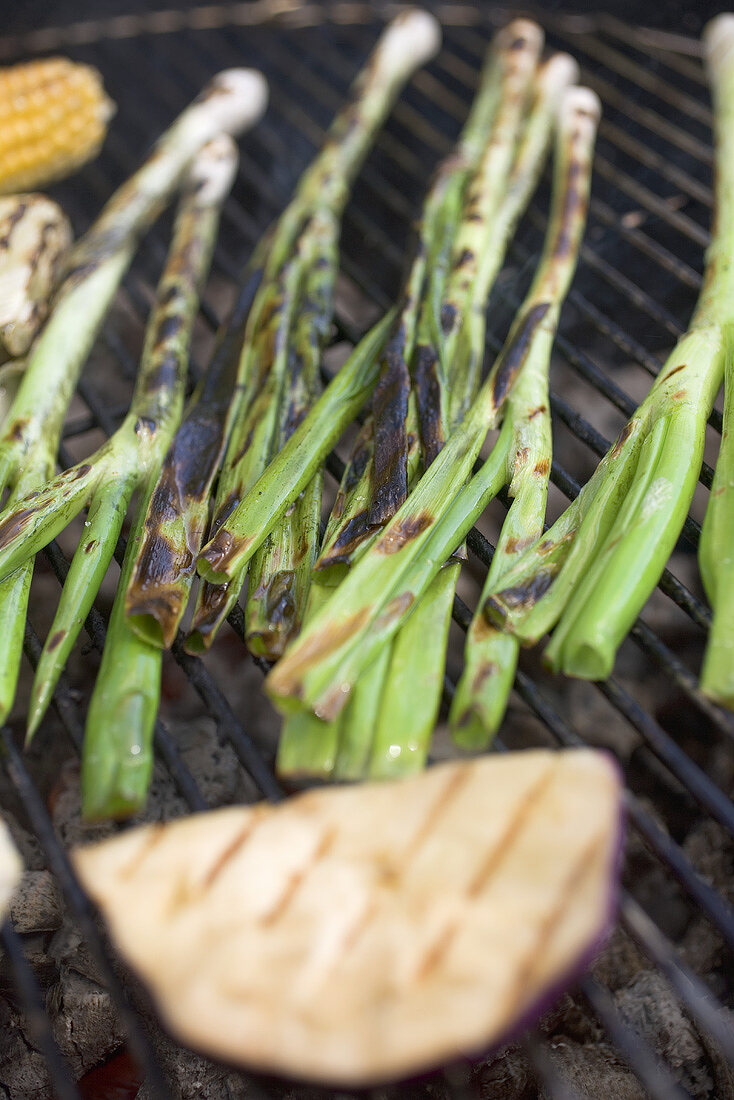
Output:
[
  {"xmin": 1, "ymin": 9, "xmax": 732, "ymax": 1100},
  {"xmin": 0, "ymin": 919, "xmax": 82, "ymax": 1100}
]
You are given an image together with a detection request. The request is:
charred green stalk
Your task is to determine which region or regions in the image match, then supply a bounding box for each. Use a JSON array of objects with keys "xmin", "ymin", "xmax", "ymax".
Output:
[
  {"xmin": 244, "ymin": 214, "xmax": 335, "ymax": 659},
  {"xmin": 276, "ymin": 49, "xmax": 579, "ymax": 780},
  {"xmin": 184, "ymin": 10, "xmax": 441, "ymax": 653},
  {"xmin": 266, "ymin": 87, "xmax": 599, "ymax": 723},
  {"xmin": 488, "ymin": 18, "xmax": 734, "ymax": 685},
  {"xmin": 0, "ymin": 72, "xmax": 265, "ymax": 724},
  {"xmin": 124, "ymin": 245, "xmax": 268, "ymax": 648},
  {"xmin": 77, "ymin": 142, "xmax": 237, "ymax": 819},
  {"xmin": 370, "ymin": 19, "xmax": 543, "ymax": 526},
  {"xmin": 15, "ymin": 138, "xmax": 238, "ymax": 741},
  {"xmin": 449, "ymin": 96, "xmax": 598, "ymax": 746},
  {"xmin": 699, "ymin": 15, "xmax": 734, "ymax": 706},
  {"xmin": 370, "ymin": 52, "xmax": 579, "ymax": 775},
  {"xmin": 314, "ymin": 50, "xmax": 577, "ymax": 583}
]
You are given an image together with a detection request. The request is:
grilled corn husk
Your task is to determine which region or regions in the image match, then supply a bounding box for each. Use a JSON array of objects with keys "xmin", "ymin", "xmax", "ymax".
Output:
[
  {"xmin": 0, "ymin": 58, "xmax": 114, "ymax": 195},
  {"xmin": 0, "ymin": 193, "xmax": 71, "ymax": 360},
  {"xmin": 74, "ymin": 749, "xmax": 621, "ymax": 1085}
]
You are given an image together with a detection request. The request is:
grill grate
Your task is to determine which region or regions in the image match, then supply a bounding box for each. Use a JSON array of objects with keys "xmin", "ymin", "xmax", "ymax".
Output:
[{"xmin": 1, "ymin": 5, "xmax": 733, "ymax": 1099}]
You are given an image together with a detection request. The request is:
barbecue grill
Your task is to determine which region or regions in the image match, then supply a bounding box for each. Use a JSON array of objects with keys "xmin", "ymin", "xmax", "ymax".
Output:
[{"xmin": 0, "ymin": 2, "xmax": 733, "ymax": 1098}]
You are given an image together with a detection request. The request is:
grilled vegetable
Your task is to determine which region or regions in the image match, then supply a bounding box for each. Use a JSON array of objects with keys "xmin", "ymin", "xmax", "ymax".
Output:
[
  {"xmin": 0, "ymin": 58, "xmax": 114, "ymax": 194},
  {"xmin": 450, "ymin": 88, "xmax": 599, "ymax": 747},
  {"xmin": 0, "ymin": 69, "xmax": 266, "ymax": 729},
  {"xmin": 266, "ymin": 88, "xmax": 599, "ymax": 728},
  {"xmin": 371, "ymin": 49, "xmax": 579, "ymax": 777},
  {"xmin": 195, "ymin": 19, "xmax": 543, "ymax": 592},
  {"xmin": 0, "ymin": 818, "xmax": 21, "ymax": 919},
  {"xmin": 179, "ymin": 9, "xmax": 441, "ymax": 657},
  {"xmin": 74, "ymin": 748, "xmax": 621, "ymax": 1086},
  {"xmin": 0, "ymin": 193, "xmax": 71, "ymax": 361},
  {"xmin": 486, "ymin": 15, "xmax": 734, "ymax": 689},
  {"xmin": 699, "ymin": 15, "xmax": 734, "ymax": 706},
  {"xmin": 18, "ymin": 138, "xmax": 236, "ymax": 820}
]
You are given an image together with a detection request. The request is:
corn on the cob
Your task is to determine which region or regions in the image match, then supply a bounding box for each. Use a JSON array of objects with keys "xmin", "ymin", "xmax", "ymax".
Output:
[
  {"xmin": 0, "ymin": 58, "xmax": 114, "ymax": 195},
  {"xmin": 0, "ymin": 193, "xmax": 71, "ymax": 360}
]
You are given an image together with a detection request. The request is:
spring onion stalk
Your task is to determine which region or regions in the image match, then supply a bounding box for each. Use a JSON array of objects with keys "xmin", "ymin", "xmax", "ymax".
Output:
[
  {"xmin": 314, "ymin": 34, "xmax": 576, "ymax": 582},
  {"xmin": 489, "ymin": 17, "xmax": 734, "ymax": 685},
  {"xmin": 21, "ymin": 138, "xmax": 238, "ymax": 742},
  {"xmin": 123, "ymin": 247, "xmax": 267, "ymax": 648},
  {"xmin": 185, "ymin": 10, "xmax": 441, "ymax": 653},
  {"xmin": 266, "ymin": 87, "xmax": 600, "ymax": 723},
  {"xmin": 196, "ymin": 18, "xmax": 530, "ymax": 593},
  {"xmin": 0, "ymin": 72, "xmax": 264, "ymax": 725},
  {"xmin": 698, "ymin": 15, "xmax": 734, "ymax": 706},
  {"xmin": 287, "ymin": 52, "xmax": 577, "ymax": 781},
  {"xmin": 313, "ymin": 51, "xmax": 576, "ymax": 587},
  {"xmin": 243, "ymin": 215, "xmax": 335, "ymax": 660},
  {"xmin": 449, "ymin": 96, "xmax": 598, "ymax": 746},
  {"xmin": 370, "ymin": 19, "xmax": 543, "ymax": 525},
  {"xmin": 75, "ymin": 142, "xmax": 237, "ymax": 819},
  {"xmin": 370, "ymin": 53, "xmax": 579, "ymax": 776}
]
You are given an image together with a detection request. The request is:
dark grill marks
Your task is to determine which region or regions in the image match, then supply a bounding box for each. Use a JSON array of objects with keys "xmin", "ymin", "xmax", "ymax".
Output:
[
  {"xmin": 610, "ymin": 418, "xmax": 635, "ymax": 458},
  {"xmin": 377, "ymin": 510, "xmax": 432, "ymax": 554},
  {"xmin": 370, "ymin": 325, "xmax": 410, "ymax": 526},
  {"xmin": 188, "ymin": 578, "xmax": 230, "ymax": 640},
  {"xmin": 552, "ymin": 157, "xmax": 585, "ymax": 259},
  {"xmin": 416, "ymin": 763, "xmax": 556, "ymax": 981},
  {"xmin": 201, "ymin": 814, "xmax": 264, "ymax": 889},
  {"xmin": 491, "ymin": 303, "xmax": 551, "ymax": 411},
  {"xmin": 260, "ymin": 827, "xmax": 335, "ymax": 927},
  {"xmin": 486, "ymin": 571, "xmax": 555, "ymax": 623},
  {"xmin": 336, "ymin": 768, "xmax": 471, "ymax": 962},
  {"xmin": 316, "ymin": 509, "xmax": 373, "ymax": 570},
  {"xmin": 414, "ymin": 342, "xmax": 445, "ymax": 467},
  {"xmin": 269, "ymin": 607, "xmax": 371, "ymax": 694},
  {"xmin": 0, "ymin": 506, "xmax": 38, "ymax": 549},
  {"xmin": 503, "ymin": 834, "xmax": 604, "ymax": 1024}
]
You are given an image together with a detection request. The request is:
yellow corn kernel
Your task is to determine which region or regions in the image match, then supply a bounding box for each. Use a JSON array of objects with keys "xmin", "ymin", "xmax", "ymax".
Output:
[{"xmin": 0, "ymin": 57, "xmax": 114, "ymax": 195}]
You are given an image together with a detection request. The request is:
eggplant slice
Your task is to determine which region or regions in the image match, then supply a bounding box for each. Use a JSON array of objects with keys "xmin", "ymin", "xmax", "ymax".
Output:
[{"xmin": 74, "ymin": 748, "xmax": 622, "ymax": 1085}]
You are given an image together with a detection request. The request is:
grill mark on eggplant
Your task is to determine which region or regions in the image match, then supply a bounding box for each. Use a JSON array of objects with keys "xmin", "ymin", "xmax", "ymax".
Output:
[
  {"xmin": 416, "ymin": 762, "xmax": 556, "ymax": 981},
  {"xmin": 202, "ymin": 815, "xmax": 264, "ymax": 889},
  {"xmin": 260, "ymin": 828, "xmax": 335, "ymax": 927},
  {"xmin": 503, "ymin": 832, "xmax": 605, "ymax": 1017},
  {"xmin": 119, "ymin": 824, "xmax": 166, "ymax": 880}
]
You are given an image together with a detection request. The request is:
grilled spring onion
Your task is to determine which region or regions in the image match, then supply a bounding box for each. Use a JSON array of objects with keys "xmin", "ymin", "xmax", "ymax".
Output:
[
  {"xmin": 0, "ymin": 58, "xmax": 114, "ymax": 195},
  {"xmin": 699, "ymin": 15, "xmax": 734, "ymax": 707},
  {"xmin": 175, "ymin": 10, "xmax": 440, "ymax": 658},
  {"xmin": 368, "ymin": 50, "xmax": 580, "ymax": 780},
  {"xmin": 195, "ymin": 19, "xmax": 541, "ymax": 594},
  {"xmin": 274, "ymin": 48, "xmax": 578, "ymax": 779},
  {"xmin": 314, "ymin": 28, "xmax": 570, "ymax": 585},
  {"xmin": 265, "ymin": 87, "xmax": 600, "ymax": 726},
  {"xmin": 79, "ymin": 139, "xmax": 238, "ymax": 820},
  {"xmin": 0, "ymin": 193, "xmax": 71, "ymax": 361},
  {"xmin": 0, "ymin": 69, "xmax": 266, "ymax": 729},
  {"xmin": 486, "ymin": 15, "xmax": 734, "ymax": 689}
]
